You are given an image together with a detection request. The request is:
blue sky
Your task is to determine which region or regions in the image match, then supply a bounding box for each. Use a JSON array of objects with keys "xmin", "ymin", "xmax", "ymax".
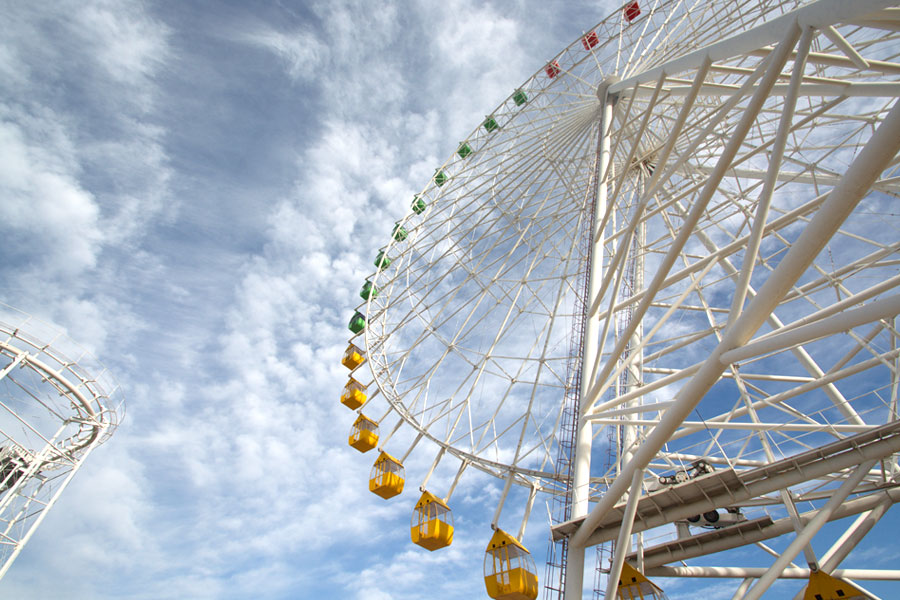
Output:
[
  {"xmin": 2, "ymin": 2, "xmax": 900, "ymax": 600},
  {"xmin": 0, "ymin": 1, "xmax": 616, "ymax": 598}
]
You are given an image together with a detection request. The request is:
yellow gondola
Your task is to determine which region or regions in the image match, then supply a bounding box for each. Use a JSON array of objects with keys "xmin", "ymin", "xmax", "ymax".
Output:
[
  {"xmin": 803, "ymin": 571, "xmax": 867, "ymax": 600},
  {"xmin": 341, "ymin": 343, "xmax": 365, "ymax": 370},
  {"xmin": 617, "ymin": 562, "xmax": 669, "ymax": 600},
  {"xmin": 340, "ymin": 378, "xmax": 367, "ymax": 409},
  {"xmin": 410, "ymin": 490, "xmax": 453, "ymax": 550},
  {"xmin": 348, "ymin": 415, "xmax": 378, "ymax": 453},
  {"xmin": 369, "ymin": 451, "xmax": 404, "ymax": 499},
  {"xmin": 483, "ymin": 528, "xmax": 538, "ymax": 600}
]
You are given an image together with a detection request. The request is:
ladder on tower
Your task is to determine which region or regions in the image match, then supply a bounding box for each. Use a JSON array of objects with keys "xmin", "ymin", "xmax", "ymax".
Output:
[
  {"xmin": 542, "ymin": 228, "xmax": 590, "ymax": 600},
  {"xmin": 542, "ymin": 121, "xmax": 606, "ymax": 600}
]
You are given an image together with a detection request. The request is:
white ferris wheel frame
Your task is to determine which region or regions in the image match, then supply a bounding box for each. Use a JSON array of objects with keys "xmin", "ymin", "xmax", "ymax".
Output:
[
  {"xmin": 0, "ymin": 307, "xmax": 123, "ymax": 581},
  {"xmin": 354, "ymin": 0, "xmax": 900, "ymax": 598}
]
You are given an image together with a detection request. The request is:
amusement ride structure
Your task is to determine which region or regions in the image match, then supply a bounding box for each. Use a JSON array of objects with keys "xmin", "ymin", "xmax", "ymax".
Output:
[
  {"xmin": 0, "ymin": 305, "xmax": 123, "ymax": 580},
  {"xmin": 341, "ymin": 0, "xmax": 900, "ymax": 598}
]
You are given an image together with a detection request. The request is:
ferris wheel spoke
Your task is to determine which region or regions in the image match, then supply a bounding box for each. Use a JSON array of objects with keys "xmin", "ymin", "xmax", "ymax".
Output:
[
  {"xmin": 426, "ymin": 227, "xmax": 568, "ymax": 351},
  {"xmin": 609, "ymin": 80, "xmax": 666, "ymax": 206},
  {"xmin": 386, "ymin": 197, "xmax": 584, "ymax": 454}
]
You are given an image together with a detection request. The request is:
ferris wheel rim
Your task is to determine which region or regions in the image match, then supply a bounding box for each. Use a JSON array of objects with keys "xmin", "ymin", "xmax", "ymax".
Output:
[{"xmin": 0, "ymin": 304, "xmax": 125, "ymax": 450}]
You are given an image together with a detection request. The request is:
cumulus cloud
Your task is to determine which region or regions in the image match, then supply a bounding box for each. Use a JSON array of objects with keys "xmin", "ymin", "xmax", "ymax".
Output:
[
  {"xmin": 0, "ymin": 118, "xmax": 102, "ymax": 274},
  {"xmin": 0, "ymin": 0, "xmax": 172, "ymax": 350}
]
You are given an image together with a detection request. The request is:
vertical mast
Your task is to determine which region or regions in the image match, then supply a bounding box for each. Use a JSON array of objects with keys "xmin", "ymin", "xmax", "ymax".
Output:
[
  {"xmin": 620, "ymin": 174, "xmax": 645, "ymax": 469},
  {"xmin": 564, "ymin": 77, "xmax": 617, "ymax": 600}
]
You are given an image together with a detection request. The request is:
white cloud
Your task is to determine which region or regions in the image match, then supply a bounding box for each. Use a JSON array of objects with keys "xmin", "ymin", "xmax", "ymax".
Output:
[
  {"xmin": 0, "ymin": 118, "xmax": 102, "ymax": 274},
  {"xmin": 243, "ymin": 27, "xmax": 326, "ymax": 83},
  {"xmin": 74, "ymin": 0, "xmax": 170, "ymax": 107},
  {"xmin": 0, "ymin": 0, "xmax": 173, "ymax": 352}
]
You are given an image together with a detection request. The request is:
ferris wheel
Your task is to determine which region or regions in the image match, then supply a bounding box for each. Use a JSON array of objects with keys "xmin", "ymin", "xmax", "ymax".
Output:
[
  {"xmin": 342, "ymin": 1, "xmax": 900, "ymax": 598},
  {"xmin": 0, "ymin": 305, "xmax": 123, "ymax": 580}
]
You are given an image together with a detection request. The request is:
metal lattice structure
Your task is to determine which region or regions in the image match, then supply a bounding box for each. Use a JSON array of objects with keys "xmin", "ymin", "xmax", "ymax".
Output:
[
  {"xmin": 350, "ymin": 0, "xmax": 900, "ymax": 597},
  {"xmin": 0, "ymin": 306, "xmax": 123, "ymax": 579}
]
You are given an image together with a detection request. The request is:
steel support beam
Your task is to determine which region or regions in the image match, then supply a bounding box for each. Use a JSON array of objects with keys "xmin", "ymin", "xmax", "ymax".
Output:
[
  {"xmin": 628, "ymin": 81, "xmax": 900, "ymax": 98},
  {"xmin": 609, "ymin": 0, "xmax": 895, "ymax": 95},
  {"xmin": 581, "ymin": 423, "xmax": 900, "ymax": 547},
  {"xmin": 604, "ymin": 471, "xmax": 643, "ymax": 600},
  {"xmin": 720, "ymin": 294, "xmax": 900, "ymax": 365},
  {"xmin": 564, "ymin": 78, "xmax": 615, "ymax": 600},
  {"xmin": 647, "ymin": 566, "xmax": 900, "ymax": 580},
  {"xmin": 728, "ymin": 25, "xmax": 813, "ymax": 326},
  {"xmin": 743, "ymin": 459, "xmax": 876, "ymax": 600},
  {"xmin": 638, "ymin": 487, "xmax": 900, "ymax": 568},
  {"xmin": 791, "ymin": 494, "xmax": 895, "ymax": 600},
  {"xmin": 583, "ymin": 19, "xmax": 801, "ymax": 415},
  {"xmin": 571, "ymin": 94, "xmax": 900, "ymax": 550}
]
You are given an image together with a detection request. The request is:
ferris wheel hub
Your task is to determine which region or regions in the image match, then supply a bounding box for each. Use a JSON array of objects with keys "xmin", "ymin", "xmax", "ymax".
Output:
[{"xmin": 596, "ymin": 75, "xmax": 621, "ymax": 103}]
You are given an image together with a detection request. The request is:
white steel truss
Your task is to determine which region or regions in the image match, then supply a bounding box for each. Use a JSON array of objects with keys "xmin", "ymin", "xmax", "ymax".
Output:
[
  {"xmin": 357, "ymin": 0, "xmax": 900, "ymax": 598},
  {"xmin": 0, "ymin": 306, "xmax": 123, "ymax": 579}
]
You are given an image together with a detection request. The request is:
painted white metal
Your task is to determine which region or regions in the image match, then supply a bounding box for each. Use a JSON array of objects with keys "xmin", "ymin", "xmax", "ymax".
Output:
[
  {"xmin": 0, "ymin": 438, "xmax": 102, "ymax": 581},
  {"xmin": 648, "ymin": 566, "xmax": 900, "ymax": 580},
  {"xmin": 719, "ymin": 294, "xmax": 900, "ymax": 365},
  {"xmin": 603, "ymin": 471, "xmax": 642, "ymax": 600},
  {"xmin": 491, "ymin": 471, "xmax": 515, "ymax": 529},
  {"xmin": 517, "ymin": 483, "xmax": 538, "ymax": 540},
  {"xmin": 790, "ymin": 495, "xmax": 895, "ymax": 600},
  {"xmin": 573, "ymin": 87, "xmax": 900, "ymax": 551},
  {"xmin": 582, "ymin": 21, "xmax": 803, "ymax": 415},
  {"xmin": 0, "ymin": 307, "xmax": 123, "ymax": 581},
  {"xmin": 742, "ymin": 459, "xmax": 877, "ymax": 600},
  {"xmin": 357, "ymin": 1, "xmax": 900, "ymax": 598},
  {"xmin": 420, "ymin": 446, "xmax": 445, "ymax": 490},
  {"xmin": 572, "ymin": 21, "xmax": 806, "ymax": 547},
  {"xmin": 577, "ymin": 423, "xmax": 900, "ymax": 546},
  {"xmin": 638, "ymin": 488, "xmax": 900, "ymax": 568},
  {"xmin": 728, "ymin": 25, "xmax": 813, "ymax": 326},
  {"xmin": 565, "ymin": 78, "xmax": 615, "ymax": 600},
  {"xmin": 819, "ymin": 496, "xmax": 894, "ymax": 572},
  {"xmin": 627, "ymin": 81, "xmax": 900, "ymax": 98},
  {"xmin": 821, "ymin": 24, "xmax": 871, "ymax": 69},
  {"xmin": 608, "ymin": 0, "xmax": 895, "ymax": 95},
  {"xmin": 585, "ymin": 419, "xmax": 874, "ymax": 433}
]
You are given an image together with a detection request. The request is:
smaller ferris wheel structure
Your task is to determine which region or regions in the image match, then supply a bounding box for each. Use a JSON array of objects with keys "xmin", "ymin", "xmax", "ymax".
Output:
[{"xmin": 0, "ymin": 304, "xmax": 124, "ymax": 579}]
